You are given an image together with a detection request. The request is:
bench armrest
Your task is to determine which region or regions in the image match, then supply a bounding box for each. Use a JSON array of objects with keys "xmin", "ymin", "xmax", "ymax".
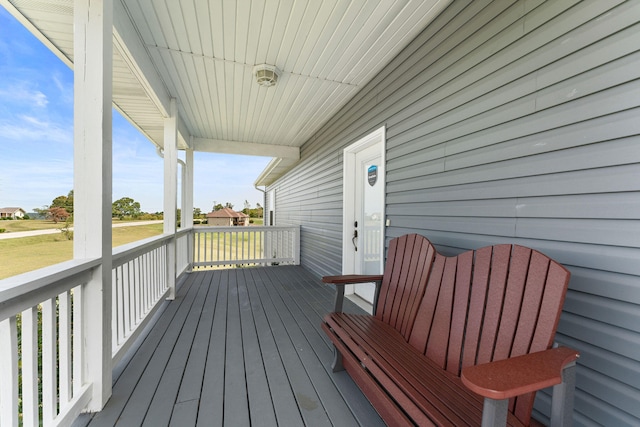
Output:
[
  {"xmin": 322, "ymin": 274, "xmax": 384, "ymax": 284},
  {"xmin": 322, "ymin": 274, "xmax": 384, "ymax": 313},
  {"xmin": 461, "ymin": 346, "xmax": 579, "ymax": 400}
]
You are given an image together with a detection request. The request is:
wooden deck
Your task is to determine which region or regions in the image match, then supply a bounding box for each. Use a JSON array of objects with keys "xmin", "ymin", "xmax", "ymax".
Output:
[{"xmin": 73, "ymin": 266, "xmax": 384, "ymax": 427}]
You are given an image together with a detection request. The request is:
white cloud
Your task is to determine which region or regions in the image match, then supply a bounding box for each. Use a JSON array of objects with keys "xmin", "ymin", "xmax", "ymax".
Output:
[
  {"xmin": 0, "ymin": 115, "xmax": 72, "ymax": 145},
  {"xmin": 0, "ymin": 83, "xmax": 48, "ymax": 108},
  {"xmin": 19, "ymin": 114, "xmax": 48, "ymax": 127}
]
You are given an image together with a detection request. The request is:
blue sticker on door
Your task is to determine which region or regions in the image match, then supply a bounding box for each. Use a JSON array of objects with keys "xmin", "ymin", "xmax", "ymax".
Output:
[{"xmin": 367, "ymin": 165, "xmax": 378, "ymax": 186}]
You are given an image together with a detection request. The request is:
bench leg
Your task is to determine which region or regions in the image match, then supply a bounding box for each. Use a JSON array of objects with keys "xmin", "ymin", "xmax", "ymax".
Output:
[
  {"xmin": 331, "ymin": 345, "xmax": 345, "ymax": 372},
  {"xmin": 482, "ymin": 398, "xmax": 508, "ymax": 427},
  {"xmin": 551, "ymin": 361, "xmax": 576, "ymax": 427},
  {"xmin": 333, "ymin": 284, "xmax": 345, "ymax": 313}
]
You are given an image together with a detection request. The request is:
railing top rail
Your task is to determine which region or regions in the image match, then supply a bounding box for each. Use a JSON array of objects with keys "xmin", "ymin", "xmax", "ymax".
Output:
[
  {"xmin": 112, "ymin": 233, "xmax": 174, "ymax": 267},
  {"xmin": 0, "ymin": 257, "xmax": 100, "ymax": 322},
  {"xmin": 193, "ymin": 225, "xmax": 299, "ymax": 232},
  {"xmin": 176, "ymin": 228, "xmax": 191, "ymax": 237}
]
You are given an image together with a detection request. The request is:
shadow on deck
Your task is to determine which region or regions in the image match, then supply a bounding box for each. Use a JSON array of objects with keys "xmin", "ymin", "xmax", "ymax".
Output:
[{"xmin": 73, "ymin": 266, "xmax": 383, "ymax": 426}]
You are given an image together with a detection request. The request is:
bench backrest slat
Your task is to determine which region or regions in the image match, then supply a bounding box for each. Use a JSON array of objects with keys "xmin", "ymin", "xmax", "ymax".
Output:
[
  {"xmin": 376, "ymin": 234, "xmax": 435, "ymax": 339},
  {"xmin": 406, "ymin": 253, "xmax": 444, "ymax": 351},
  {"xmin": 461, "ymin": 245, "xmax": 492, "ymax": 369},
  {"xmin": 476, "ymin": 244, "xmax": 512, "ymax": 365},
  {"xmin": 376, "ymin": 234, "xmax": 571, "ymax": 426},
  {"xmin": 447, "ymin": 250, "xmax": 473, "ymax": 374}
]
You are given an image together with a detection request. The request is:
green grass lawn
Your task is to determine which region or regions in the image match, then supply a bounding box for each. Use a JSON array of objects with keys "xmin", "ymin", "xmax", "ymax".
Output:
[
  {"xmin": 0, "ymin": 219, "xmax": 160, "ymax": 233},
  {"xmin": 0, "ymin": 219, "xmax": 65, "ymax": 232},
  {"xmin": 0, "ymin": 223, "xmax": 163, "ymax": 280}
]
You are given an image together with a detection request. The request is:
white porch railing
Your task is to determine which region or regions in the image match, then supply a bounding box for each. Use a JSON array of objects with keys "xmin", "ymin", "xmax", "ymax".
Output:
[
  {"xmin": 0, "ymin": 259, "xmax": 100, "ymax": 427},
  {"xmin": 111, "ymin": 235, "xmax": 172, "ymax": 365},
  {"xmin": 192, "ymin": 226, "xmax": 300, "ymax": 268},
  {"xmin": 0, "ymin": 225, "xmax": 299, "ymax": 426},
  {"xmin": 176, "ymin": 228, "xmax": 192, "ymax": 276},
  {"xmin": 0, "ymin": 236, "xmax": 174, "ymax": 426}
]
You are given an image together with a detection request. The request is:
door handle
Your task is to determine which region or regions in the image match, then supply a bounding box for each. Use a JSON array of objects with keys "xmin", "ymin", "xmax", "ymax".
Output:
[{"xmin": 352, "ymin": 221, "xmax": 358, "ymax": 251}]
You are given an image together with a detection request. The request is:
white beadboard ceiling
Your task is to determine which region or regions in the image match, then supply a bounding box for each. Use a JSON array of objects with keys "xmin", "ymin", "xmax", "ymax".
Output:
[{"xmin": 2, "ymin": 0, "xmax": 449, "ymax": 184}]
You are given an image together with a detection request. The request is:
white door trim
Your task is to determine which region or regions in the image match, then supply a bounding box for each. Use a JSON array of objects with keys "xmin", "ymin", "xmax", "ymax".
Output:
[{"xmin": 342, "ymin": 126, "xmax": 386, "ymax": 278}]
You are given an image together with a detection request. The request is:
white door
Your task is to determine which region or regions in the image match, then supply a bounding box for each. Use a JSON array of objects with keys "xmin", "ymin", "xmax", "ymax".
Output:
[{"xmin": 343, "ymin": 127, "xmax": 385, "ymax": 305}]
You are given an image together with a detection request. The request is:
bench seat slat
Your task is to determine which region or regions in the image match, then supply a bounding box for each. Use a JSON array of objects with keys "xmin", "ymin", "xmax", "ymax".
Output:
[
  {"xmin": 325, "ymin": 312, "xmax": 526, "ymax": 427},
  {"xmin": 321, "ymin": 322, "xmax": 420, "ymax": 427},
  {"xmin": 334, "ymin": 313, "xmax": 483, "ymax": 426}
]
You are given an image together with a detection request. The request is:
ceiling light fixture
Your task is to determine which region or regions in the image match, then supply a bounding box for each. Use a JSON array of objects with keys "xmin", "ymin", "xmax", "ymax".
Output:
[{"xmin": 253, "ymin": 64, "xmax": 281, "ymax": 87}]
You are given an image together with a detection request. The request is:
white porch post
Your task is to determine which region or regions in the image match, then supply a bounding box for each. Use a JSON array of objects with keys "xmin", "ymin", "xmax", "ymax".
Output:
[
  {"xmin": 183, "ymin": 147, "xmax": 194, "ymax": 270},
  {"xmin": 164, "ymin": 98, "xmax": 178, "ymax": 299},
  {"xmin": 183, "ymin": 148, "xmax": 194, "ymax": 229},
  {"xmin": 73, "ymin": 0, "xmax": 113, "ymax": 411}
]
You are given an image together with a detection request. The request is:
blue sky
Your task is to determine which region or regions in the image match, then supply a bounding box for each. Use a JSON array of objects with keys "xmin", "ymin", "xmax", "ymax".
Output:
[{"xmin": 0, "ymin": 7, "xmax": 271, "ymax": 214}]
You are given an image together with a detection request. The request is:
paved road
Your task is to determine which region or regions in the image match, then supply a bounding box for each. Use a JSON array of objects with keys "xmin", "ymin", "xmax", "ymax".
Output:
[{"xmin": 0, "ymin": 220, "xmax": 163, "ymax": 240}]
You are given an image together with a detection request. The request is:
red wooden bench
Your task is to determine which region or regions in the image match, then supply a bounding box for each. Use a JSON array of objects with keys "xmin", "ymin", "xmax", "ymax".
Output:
[{"xmin": 322, "ymin": 234, "xmax": 579, "ymax": 426}]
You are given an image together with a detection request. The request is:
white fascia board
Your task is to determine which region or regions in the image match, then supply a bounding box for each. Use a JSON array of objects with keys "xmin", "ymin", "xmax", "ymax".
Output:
[
  {"xmin": 178, "ymin": 118, "xmax": 191, "ymax": 149},
  {"xmin": 192, "ymin": 138, "xmax": 300, "ymax": 160},
  {"xmin": 254, "ymin": 157, "xmax": 299, "ymax": 187},
  {"xmin": 254, "ymin": 158, "xmax": 283, "ymax": 187},
  {"xmin": 113, "ymin": 0, "xmax": 171, "ymax": 117},
  {"xmin": 0, "ymin": 0, "xmax": 73, "ymax": 68}
]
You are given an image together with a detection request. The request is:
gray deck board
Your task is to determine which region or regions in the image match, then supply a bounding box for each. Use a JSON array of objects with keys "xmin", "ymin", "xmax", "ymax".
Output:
[
  {"xmin": 237, "ymin": 270, "xmax": 279, "ymax": 427},
  {"xmin": 197, "ymin": 270, "xmax": 227, "ymax": 427},
  {"xmin": 76, "ymin": 265, "xmax": 384, "ymax": 427},
  {"xmin": 258, "ymin": 268, "xmax": 359, "ymax": 425}
]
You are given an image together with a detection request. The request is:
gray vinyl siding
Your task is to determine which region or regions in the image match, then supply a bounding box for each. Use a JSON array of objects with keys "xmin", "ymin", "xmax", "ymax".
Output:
[{"xmin": 267, "ymin": 1, "xmax": 640, "ymax": 425}]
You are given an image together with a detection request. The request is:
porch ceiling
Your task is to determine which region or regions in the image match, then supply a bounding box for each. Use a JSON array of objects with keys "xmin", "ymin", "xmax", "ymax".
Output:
[{"xmin": 2, "ymin": 0, "xmax": 448, "ymax": 185}]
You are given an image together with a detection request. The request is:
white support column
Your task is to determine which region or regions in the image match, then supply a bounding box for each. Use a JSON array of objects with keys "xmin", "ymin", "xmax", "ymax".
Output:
[
  {"xmin": 73, "ymin": 0, "xmax": 113, "ymax": 411},
  {"xmin": 183, "ymin": 147, "xmax": 194, "ymax": 229},
  {"xmin": 184, "ymin": 147, "xmax": 194, "ymax": 271},
  {"xmin": 164, "ymin": 98, "xmax": 178, "ymax": 299}
]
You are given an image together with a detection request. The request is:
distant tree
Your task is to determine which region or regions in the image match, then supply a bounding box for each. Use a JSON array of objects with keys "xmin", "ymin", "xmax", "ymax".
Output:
[
  {"xmin": 60, "ymin": 216, "xmax": 73, "ymax": 240},
  {"xmin": 112, "ymin": 197, "xmax": 141, "ymax": 219},
  {"xmin": 212, "ymin": 202, "xmax": 234, "ymax": 211},
  {"xmin": 243, "ymin": 201, "xmax": 264, "ymax": 218},
  {"xmin": 47, "ymin": 206, "xmax": 70, "ymax": 223},
  {"xmin": 193, "ymin": 207, "xmax": 202, "ymax": 218},
  {"xmin": 244, "ymin": 200, "xmax": 251, "ymax": 210},
  {"xmin": 51, "ymin": 190, "xmax": 74, "ymax": 215},
  {"xmin": 33, "ymin": 206, "xmax": 49, "ymax": 219}
]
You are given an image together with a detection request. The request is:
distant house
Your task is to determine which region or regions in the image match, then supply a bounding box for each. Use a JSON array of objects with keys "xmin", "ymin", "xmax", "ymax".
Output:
[
  {"xmin": 0, "ymin": 207, "xmax": 26, "ymax": 219},
  {"xmin": 206, "ymin": 207, "xmax": 248, "ymax": 226}
]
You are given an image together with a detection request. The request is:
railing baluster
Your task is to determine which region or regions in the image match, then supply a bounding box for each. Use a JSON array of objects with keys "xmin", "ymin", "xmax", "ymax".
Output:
[
  {"xmin": 118, "ymin": 265, "xmax": 125, "ymax": 342},
  {"xmin": 132, "ymin": 259, "xmax": 140, "ymax": 323},
  {"xmin": 151, "ymin": 248, "xmax": 157, "ymax": 299},
  {"xmin": 21, "ymin": 307, "xmax": 39, "ymax": 426},
  {"xmin": 0, "ymin": 317, "xmax": 18, "ymax": 427},
  {"xmin": 73, "ymin": 284, "xmax": 84, "ymax": 397},
  {"xmin": 124, "ymin": 262, "xmax": 132, "ymax": 337},
  {"xmin": 138, "ymin": 255, "xmax": 143, "ymax": 315},
  {"xmin": 113, "ymin": 268, "xmax": 119, "ymax": 347},
  {"xmin": 42, "ymin": 297, "xmax": 58, "ymax": 424},
  {"xmin": 59, "ymin": 291, "xmax": 73, "ymax": 406},
  {"xmin": 135, "ymin": 257, "xmax": 143, "ymax": 318}
]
